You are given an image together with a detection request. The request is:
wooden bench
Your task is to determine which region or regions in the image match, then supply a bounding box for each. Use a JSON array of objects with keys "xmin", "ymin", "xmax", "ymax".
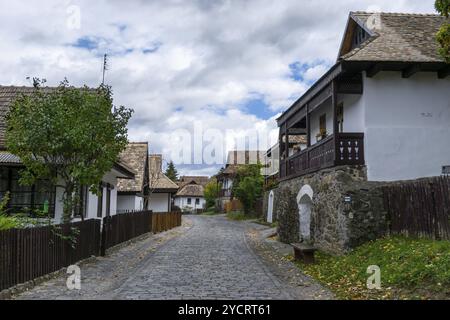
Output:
[{"xmin": 291, "ymin": 243, "xmax": 318, "ymax": 264}]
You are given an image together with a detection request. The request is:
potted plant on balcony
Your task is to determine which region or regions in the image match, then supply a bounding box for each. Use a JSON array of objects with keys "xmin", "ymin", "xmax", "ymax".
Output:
[{"xmin": 316, "ymin": 129, "xmax": 327, "ymax": 142}]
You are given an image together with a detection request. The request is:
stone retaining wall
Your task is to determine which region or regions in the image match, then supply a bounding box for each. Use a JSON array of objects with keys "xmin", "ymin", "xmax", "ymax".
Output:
[{"xmin": 273, "ymin": 166, "xmax": 389, "ymax": 254}]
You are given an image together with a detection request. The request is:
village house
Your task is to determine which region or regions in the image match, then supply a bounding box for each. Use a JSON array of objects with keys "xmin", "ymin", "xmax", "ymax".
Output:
[
  {"xmin": 148, "ymin": 154, "xmax": 179, "ymax": 213},
  {"xmin": 269, "ymin": 12, "xmax": 450, "ymax": 253},
  {"xmin": 116, "ymin": 142, "xmax": 150, "ymax": 213},
  {"xmin": 174, "ymin": 176, "xmax": 209, "ymax": 212},
  {"xmin": 0, "ymin": 86, "xmax": 135, "ymax": 223},
  {"xmin": 216, "ymin": 150, "xmax": 265, "ymax": 212}
]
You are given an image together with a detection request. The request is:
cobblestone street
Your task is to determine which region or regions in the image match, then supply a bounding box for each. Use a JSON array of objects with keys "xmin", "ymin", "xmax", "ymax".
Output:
[{"xmin": 14, "ymin": 215, "xmax": 332, "ymax": 300}]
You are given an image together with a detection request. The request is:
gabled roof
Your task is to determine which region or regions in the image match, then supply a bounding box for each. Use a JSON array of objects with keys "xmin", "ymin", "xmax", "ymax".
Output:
[
  {"xmin": 176, "ymin": 183, "xmax": 205, "ymax": 197},
  {"xmin": 339, "ymin": 12, "xmax": 447, "ymax": 62},
  {"xmin": 0, "ymin": 85, "xmax": 134, "ymax": 179},
  {"xmin": 117, "ymin": 142, "xmax": 149, "ymax": 193},
  {"xmin": 0, "ymin": 86, "xmax": 53, "ymax": 149},
  {"xmin": 149, "ymin": 154, "xmax": 179, "ymax": 192},
  {"xmin": 277, "ymin": 11, "xmax": 449, "ymax": 126},
  {"xmin": 178, "ymin": 176, "xmax": 210, "ymax": 188}
]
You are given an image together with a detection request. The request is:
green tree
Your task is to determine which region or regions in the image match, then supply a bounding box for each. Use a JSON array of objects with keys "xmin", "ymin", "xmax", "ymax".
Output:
[
  {"xmin": 6, "ymin": 79, "xmax": 133, "ymax": 223},
  {"xmin": 204, "ymin": 177, "xmax": 219, "ymax": 208},
  {"xmin": 232, "ymin": 164, "xmax": 264, "ymax": 215},
  {"xmin": 436, "ymin": 0, "xmax": 450, "ymax": 62},
  {"xmin": 164, "ymin": 161, "xmax": 179, "ymax": 182}
]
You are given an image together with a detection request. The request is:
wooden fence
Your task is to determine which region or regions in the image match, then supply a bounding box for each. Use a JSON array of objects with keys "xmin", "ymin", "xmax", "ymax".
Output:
[
  {"xmin": 151, "ymin": 212, "xmax": 182, "ymax": 233},
  {"xmin": 1, "ymin": 211, "xmax": 183, "ymax": 292},
  {"xmin": 383, "ymin": 176, "xmax": 450, "ymax": 240},
  {"xmin": 0, "ymin": 219, "xmax": 101, "ymax": 292},
  {"xmin": 101, "ymin": 210, "xmax": 153, "ymax": 254}
]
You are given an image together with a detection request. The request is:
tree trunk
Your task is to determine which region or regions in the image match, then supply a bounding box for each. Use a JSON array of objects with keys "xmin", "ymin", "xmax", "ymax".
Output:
[{"xmin": 62, "ymin": 183, "xmax": 74, "ymax": 224}]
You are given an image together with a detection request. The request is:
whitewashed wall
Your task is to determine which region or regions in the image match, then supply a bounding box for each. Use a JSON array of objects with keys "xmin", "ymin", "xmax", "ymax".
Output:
[
  {"xmin": 117, "ymin": 194, "xmax": 143, "ymax": 212},
  {"xmin": 310, "ymin": 100, "xmax": 333, "ymax": 144},
  {"xmin": 174, "ymin": 196, "xmax": 206, "ymax": 210},
  {"xmin": 363, "ymin": 72, "xmax": 450, "ymax": 181},
  {"xmin": 149, "ymin": 193, "xmax": 170, "ymax": 212},
  {"xmin": 54, "ymin": 171, "xmax": 119, "ymax": 223}
]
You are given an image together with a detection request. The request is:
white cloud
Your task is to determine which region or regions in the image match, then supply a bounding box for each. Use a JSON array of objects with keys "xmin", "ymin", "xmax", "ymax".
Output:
[{"xmin": 0, "ymin": 0, "xmax": 436, "ymax": 175}]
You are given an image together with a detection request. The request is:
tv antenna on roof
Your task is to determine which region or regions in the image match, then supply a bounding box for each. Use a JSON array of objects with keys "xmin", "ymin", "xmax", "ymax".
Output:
[{"xmin": 102, "ymin": 54, "xmax": 108, "ymax": 85}]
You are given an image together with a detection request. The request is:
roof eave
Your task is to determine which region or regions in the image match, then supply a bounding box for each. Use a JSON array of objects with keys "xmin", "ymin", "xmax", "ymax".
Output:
[{"xmin": 276, "ymin": 62, "xmax": 343, "ymax": 125}]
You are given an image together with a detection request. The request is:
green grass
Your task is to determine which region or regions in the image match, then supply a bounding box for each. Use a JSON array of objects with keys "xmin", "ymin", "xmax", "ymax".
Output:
[
  {"xmin": 227, "ymin": 211, "xmax": 256, "ymax": 221},
  {"xmin": 293, "ymin": 236, "xmax": 450, "ymax": 300}
]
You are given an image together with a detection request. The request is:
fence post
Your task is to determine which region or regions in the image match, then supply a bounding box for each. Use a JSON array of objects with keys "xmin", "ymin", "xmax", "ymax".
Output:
[{"xmin": 100, "ymin": 217, "xmax": 109, "ymax": 256}]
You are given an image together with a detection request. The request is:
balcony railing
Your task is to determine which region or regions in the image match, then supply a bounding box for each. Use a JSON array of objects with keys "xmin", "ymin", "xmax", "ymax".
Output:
[
  {"xmin": 280, "ymin": 133, "xmax": 364, "ymax": 180},
  {"xmin": 219, "ymin": 189, "xmax": 232, "ymax": 198}
]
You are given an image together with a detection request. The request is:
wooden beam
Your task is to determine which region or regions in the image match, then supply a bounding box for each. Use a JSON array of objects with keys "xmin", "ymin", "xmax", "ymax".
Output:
[
  {"xmin": 332, "ymin": 80, "xmax": 338, "ymax": 136},
  {"xmin": 366, "ymin": 63, "xmax": 383, "ymax": 78},
  {"xmin": 438, "ymin": 65, "xmax": 450, "ymax": 79},
  {"xmin": 306, "ymin": 104, "xmax": 311, "ymax": 147},
  {"xmin": 288, "ymin": 128, "xmax": 307, "ymax": 135},
  {"xmin": 402, "ymin": 64, "xmax": 422, "ymax": 78},
  {"xmin": 284, "ymin": 123, "xmax": 289, "ymax": 177}
]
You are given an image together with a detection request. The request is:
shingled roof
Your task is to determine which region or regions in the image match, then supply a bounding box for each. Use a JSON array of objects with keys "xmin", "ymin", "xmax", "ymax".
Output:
[
  {"xmin": 0, "ymin": 86, "xmax": 45, "ymax": 149},
  {"xmin": 117, "ymin": 142, "xmax": 149, "ymax": 193},
  {"xmin": 178, "ymin": 176, "xmax": 210, "ymax": 188},
  {"xmin": 0, "ymin": 85, "xmax": 99, "ymax": 150},
  {"xmin": 340, "ymin": 12, "xmax": 448, "ymax": 63},
  {"xmin": 149, "ymin": 155, "xmax": 179, "ymax": 192},
  {"xmin": 176, "ymin": 183, "xmax": 205, "ymax": 197}
]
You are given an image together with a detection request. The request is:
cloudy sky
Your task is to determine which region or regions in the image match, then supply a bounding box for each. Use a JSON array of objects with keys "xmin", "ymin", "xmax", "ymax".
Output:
[{"xmin": 0, "ymin": 0, "xmax": 436, "ymax": 176}]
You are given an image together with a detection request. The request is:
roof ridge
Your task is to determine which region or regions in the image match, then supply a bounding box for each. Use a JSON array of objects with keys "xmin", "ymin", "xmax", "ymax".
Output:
[
  {"xmin": 351, "ymin": 11, "xmax": 441, "ymax": 17},
  {"xmin": 127, "ymin": 141, "xmax": 149, "ymax": 145}
]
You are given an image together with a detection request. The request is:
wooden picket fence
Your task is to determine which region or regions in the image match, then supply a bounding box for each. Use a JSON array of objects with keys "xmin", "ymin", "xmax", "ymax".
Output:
[
  {"xmin": 101, "ymin": 210, "xmax": 153, "ymax": 254},
  {"xmin": 151, "ymin": 212, "xmax": 182, "ymax": 233},
  {"xmin": 0, "ymin": 219, "xmax": 101, "ymax": 292},
  {"xmin": 1, "ymin": 211, "xmax": 183, "ymax": 292},
  {"xmin": 383, "ymin": 176, "xmax": 450, "ymax": 240}
]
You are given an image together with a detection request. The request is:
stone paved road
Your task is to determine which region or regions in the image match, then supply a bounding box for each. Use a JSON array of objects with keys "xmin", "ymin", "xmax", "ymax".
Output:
[{"xmin": 14, "ymin": 215, "xmax": 331, "ymax": 300}]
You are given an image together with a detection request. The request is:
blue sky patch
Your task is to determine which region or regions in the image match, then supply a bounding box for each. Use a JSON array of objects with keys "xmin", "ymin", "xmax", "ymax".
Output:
[
  {"xmin": 241, "ymin": 97, "xmax": 277, "ymax": 120},
  {"xmin": 72, "ymin": 37, "xmax": 99, "ymax": 51},
  {"xmin": 289, "ymin": 60, "xmax": 331, "ymax": 85}
]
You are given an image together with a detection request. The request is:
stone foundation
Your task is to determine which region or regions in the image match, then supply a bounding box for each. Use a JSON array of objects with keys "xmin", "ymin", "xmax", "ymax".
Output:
[{"xmin": 274, "ymin": 166, "xmax": 388, "ymax": 254}]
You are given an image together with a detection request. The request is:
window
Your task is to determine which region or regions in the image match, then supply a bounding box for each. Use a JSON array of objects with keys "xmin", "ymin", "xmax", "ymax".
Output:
[
  {"xmin": 337, "ymin": 103, "xmax": 344, "ymax": 133},
  {"xmin": 187, "ymin": 198, "xmax": 192, "ymax": 205},
  {"xmin": 0, "ymin": 167, "xmax": 55, "ymax": 216},
  {"xmin": 352, "ymin": 27, "xmax": 369, "ymax": 48},
  {"xmin": 195, "ymin": 198, "xmax": 200, "ymax": 205}
]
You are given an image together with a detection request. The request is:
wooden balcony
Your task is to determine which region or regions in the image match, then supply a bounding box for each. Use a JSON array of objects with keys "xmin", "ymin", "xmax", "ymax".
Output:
[
  {"xmin": 219, "ymin": 189, "xmax": 232, "ymax": 198},
  {"xmin": 279, "ymin": 133, "xmax": 364, "ymax": 180}
]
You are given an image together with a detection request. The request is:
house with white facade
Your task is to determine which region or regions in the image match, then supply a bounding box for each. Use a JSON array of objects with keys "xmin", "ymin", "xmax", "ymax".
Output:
[
  {"xmin": 174, "ymin": 176, "xmax": 209, "ymax": 212},
  {"xmin": 116, "ymin": 142, "xmax": 150, "ymax": 213},
  {"xmin": 148, "ymin": 154, "xmax": 179, "ymax": 212},
  {"xmin": 277, "ymin": 12, "xmax": 450, "ymax": 183},
  {"xmin": 272, "ymin": 12, "xmax": 450, "ymax": 253},
  {"xmin": 0, "ymin": 86, "xmax": 135, "ymax": 223}
]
